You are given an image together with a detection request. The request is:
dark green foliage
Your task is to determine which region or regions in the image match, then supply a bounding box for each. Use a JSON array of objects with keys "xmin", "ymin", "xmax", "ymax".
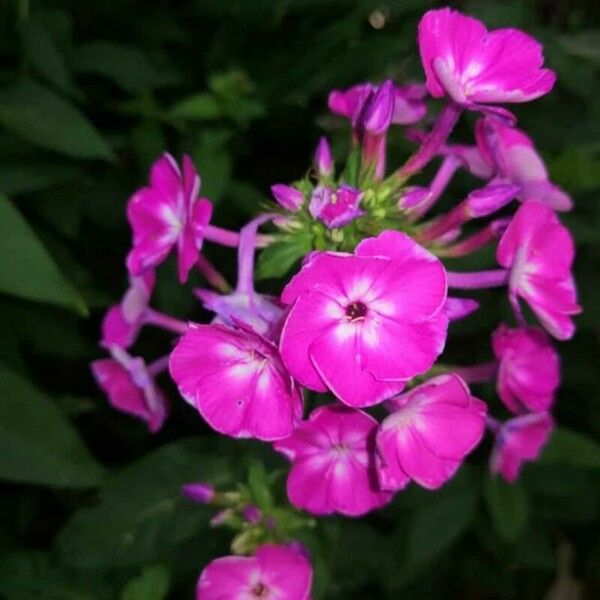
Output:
[{"xmin": 0, "ymin": 1, "xmax": 599, "ymax": 598}]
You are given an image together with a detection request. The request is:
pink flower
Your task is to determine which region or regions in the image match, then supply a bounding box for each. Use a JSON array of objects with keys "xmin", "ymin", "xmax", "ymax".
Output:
[
  {"xmin": 376, "ymin": 374, "xmax": 487, "ymax": 490},
  {"xmin": 308, "ymin": 184, "xmax": 364, "ymax": 228},
  {"xmin": 126, "ymin": 153, "xmax": 213, "ymax": 283},
  {"xmin": 418, "ymin": 8, "xmax": 555, "ymax": 108},
  {"xmin": 497, "ymin": 201, "xmax": 581, "ymax": 340},
  {"xmin": 490, "ymin": 412, "xmax": 553, "ymax": 482},
  {"xmin": 91, "ymin": 349, "xmax": 169, "ymax": 433},
  {"xmin": 169, "ymin": 322, "xmax": 303, "ymax": 441},
  {"xmin": 476, "ymin": 117, "xmax": 572, "ymax": 211},
  {"xmin": 197, "ymin": 543, "xmax": 312, "ymax": 600},
  {"xmin": 274, "ymin": 405, "xmax": 392, "ymax": 517},
  {"xmin": 101, "ymin": 272, "xmax": 155, "ymax": 349},
  {"xmin": 279, "ymin": 230, "xmax": 448, "ymax": 407},
  {"xmin": 492, "ymin": 323, "xmax": 560, "ymax": 413}
]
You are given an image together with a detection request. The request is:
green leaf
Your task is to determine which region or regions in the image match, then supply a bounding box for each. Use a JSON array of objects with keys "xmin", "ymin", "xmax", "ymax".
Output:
[
  {"xmin": 192, "ymin": 129, "xmax": 232, "ymax": 202},
  {"xmin": 56, "ymin": 438, "xmax": 234, "ymax": 569},
  {"xmin": 256, "ymin": 233, "xmax": 312, "ymax": 280},
  {"xmin": 247, "ymin": 461, "xmax": 274, "ymax": 510},
  {"xmin": 72, "ymin": 41, "xmax": 163, "ymax": 93},
  {"xmin": 539, "ymin": 427, "xmax": 600, "ymax": 469},
  {"xmin": 120, "ymin": 565, "xmax": 170, "ymax": 600},
  {"xmin": 20, "ymin": 14, "xmax": 77, "ymax": 95},
  {"xmin": 0, "ymin": 162, "xmax": 82, "ymax": 196},
  {"xmin": 0, "ymin": 550, "xmax": 111, "ymax": 600},
  {"xmin": 0, "ymin": 79, "xmax": 113, "ymax": 160},
  {"xmin": 484, "ymin": 477, "xmax": 529, "ymax": 542},
  {"xmin": 0, "ymin": 194, "xmax": 86, "ymax": 313},
  {"xmin": 0, "ymin": 366, "xmax": 105, "ymax": 488},
  {"xmin": 403, "ymin": 476, "xmax": 477, "ymax": 576},
  {"xmin": 169, "ymin": 93, "xmax": 222, "ymax": 121}
]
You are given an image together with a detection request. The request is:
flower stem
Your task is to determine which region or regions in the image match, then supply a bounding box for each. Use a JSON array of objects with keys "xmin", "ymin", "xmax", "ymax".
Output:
[
  {"xmin": 452, "ymin": 361, "xmax": 498, "ymax": 383},
  {"xmin": 144, "ymin": 309, "xmax": 188, "ymax": 334},
  {"xmin": 197, "ymin": 254, "xmax": 232, "ymax": 293},
  {"xmin": 147, "ymin": 355, "xmax": 171, "ymax": 376},
  {"xmin": 204, "ymin": 225, "xmax": 275, "ymax": 249},
  {"xmin": 410, "ymin": 155, "xmax": 462, "ymax": 218},
  {"xmin": 446, "ymin": 269, "xmax": 509, "ymax": 289},
  {"xmin": 398, "ymin": 103, "xmax": 462, "ymax": 178}
]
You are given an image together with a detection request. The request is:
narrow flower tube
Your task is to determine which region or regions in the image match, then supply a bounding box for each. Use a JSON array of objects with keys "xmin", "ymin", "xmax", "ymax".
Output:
[{"xmin": 446, "ymin": 269, "xmax": 509, "ymax": 289}]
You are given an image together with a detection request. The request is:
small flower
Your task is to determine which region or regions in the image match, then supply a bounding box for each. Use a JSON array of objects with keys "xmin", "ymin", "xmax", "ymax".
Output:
[
  {"xmin": 279, "ymin": 230, "xmax": 448, "ymax": 407},
  {"xmin": 270, "ymin": 184, "xmax": 304, "ymax": 212},
  {"xmin": 126, "ymin": 153, "xmax": 212, "ymax": 283},
  {"xmin": 91, "ymin": 349, "xmax": 169, "ymax": 433},
  {"xmin": 418, "ymin": 8, "xmax": 555, "ymax": 109},
  {"xmin": 490, "ymin": 412, "xmax": 554, "ymax": 483},
  {"xmin": 101, "ymin": 272, "xmax": 155, "ymax": 349},
  {"xmin": 169, "ymin": 322, "xmax": 303, "ymax": 441},
  {"xmin": 274, "ymin": 405, "xmax": 393, "ymax": 517},
  {"xmin": 242, "ymin": 505, "xmax": 262, "ymax": 524},
  {"xmin": 314, "ymin": 137, "xmax": 334, "ymax": 177},
  {"xmin": 182, "ymin": 482, "xmax": 215, "ymax": 504},
  {"xmin": 492, "ymin": 323, "xmax": 560, "ymax": 413},
  {"xmin": 196, "ymin": 543, "xmax": 312, "ymax": 600},
  {"xmin": 308, "ymin": 184, "xmax": 364, "ymax": 229},
  {"xmin": 476, "ymin": 117, "xmax": 572, "ymax": 211},
  {"xmin": 497, "ymin": 200, "xmax": 581, "ymax": 340},
  {"xmin": 377, "ymin": 374, "xmax": 487, "ymax": 490}
]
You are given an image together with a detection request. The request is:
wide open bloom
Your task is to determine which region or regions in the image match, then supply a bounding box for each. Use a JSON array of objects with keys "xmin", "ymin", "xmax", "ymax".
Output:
[
  {"xmin": 476, "ymin": 117, "xmax": 572, "ymax": 211},
  {"xmin": 274, "ymin": 405, "xmax": 392, "ymax": 517},
  {"xmin": 490, "ymin": 412, "xmax": 554, "ymax": 483},
  {"xmin": 126, "ymin": 153, "xmax": 212, "ymax": 283},
  {"xmin": 279, "ymin": 230, "xmax": 448, "ymax": 407},
  {"xmin": 197, "ymin": 543, "xmax": 312, "ymax": 600},
  {"xmin": 376, "ymin": 374, "xmax": 487, "ymax": 490},
  {"xmin": 169, "ymin": 322, "xmax": 302, "ymax": 441},
  {"xmin": 308, "ymin": 184, "xmax": 364, "ymax": 229},
  {"xmin": 91, "ymin": 348, "xmax": 169, "ymax": 433},
  {"xmin": 492, "ymin": 323, "xmax": 560, "ymax": 414},
  {"xmin": 497, "ymin": 200, "xmax": 580, "ymax": 340},
  {"xmin": 418, "ymin": 8, "xmax": 555, "ymax": 109},
  {"xmin": 101, "ymin": 272, "xmax": 155, "ymax": 349}
]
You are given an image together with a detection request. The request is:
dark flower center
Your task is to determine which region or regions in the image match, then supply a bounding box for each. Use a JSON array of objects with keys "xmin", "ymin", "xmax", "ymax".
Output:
[
  {"xmin": 346, "ymin": 301, "xmax": 368, "ymax": 320},
  {"xmin": 252, "ymin": 582, "xmax": 268, "ymax": 597}
]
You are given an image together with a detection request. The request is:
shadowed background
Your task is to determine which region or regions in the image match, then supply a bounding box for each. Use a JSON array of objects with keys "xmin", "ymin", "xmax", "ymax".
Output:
[{"xmin": 0, "ymin": 1, "xmax": 599, "ymax": 598}]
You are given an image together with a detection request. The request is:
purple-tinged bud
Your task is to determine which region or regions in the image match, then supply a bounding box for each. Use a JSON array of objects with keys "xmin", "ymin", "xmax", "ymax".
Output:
[
  {"xmin": 210, "ymin": 509, "xmax": 234, "ymax": 528},
  {"xmin": 287, "ymin": 540, "xmax": 311, "ymax": 561},
  {"xmin": 270, "ymin": 184, "xmax": 304, "ymax": 212},
  {"xmin": 444, "ymin": 297, "xmax": 480, "ymax": 321},
  {"xmin": 399, "ymin": 186, "xmax": 429, "ymax": 209},
  {"xmin": 363, "ymin": 79, "xmax": 394, "ymax": 134},
  {"xmin": 242, "ymin": 505, "xmax": 262, "ymax": 524},
  {"xmin": 309, "ymin": 185, "xmax": 363, "ymax": 229},
  {"xmin": 490, "ymin": 217, "xmax": 512, "ymax": 238},
  {"xmin": 181, "ymin": 482, "xmax": 215, "ymax": 504},
  {"xmin": 314, "ymin": 137, "xmax": 334, "ymax": 177},
  {"xmin": 466, "ymin": 183, "xmax": 519, "ymax": 217}
]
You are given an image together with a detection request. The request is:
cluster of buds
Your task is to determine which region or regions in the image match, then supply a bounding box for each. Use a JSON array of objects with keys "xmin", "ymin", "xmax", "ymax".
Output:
[{"xmin": 92, "ymin": 8, "xmax": 580, "ymax": 599}]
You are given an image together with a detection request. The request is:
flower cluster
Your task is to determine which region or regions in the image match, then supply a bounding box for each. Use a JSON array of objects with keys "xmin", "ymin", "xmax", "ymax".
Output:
[{"xmin": 92, "ymin": 8, "xmax": 580, "ymax": 598}]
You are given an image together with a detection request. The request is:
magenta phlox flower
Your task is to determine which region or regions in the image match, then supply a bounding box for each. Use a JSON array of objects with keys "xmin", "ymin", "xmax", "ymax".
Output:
[
  {"xmin": 91, "ymin": 348, "xmax": 169, "ymax": 433},
  {"xmin": 308, "ymin": 184, "xmax": 364, "ymax": 228},
  {"xmin": 279, "ymin": 230, "xmax": 448, "ymax": 407},
  {"xmin": 126, "ymin": 153, "xmax": 213, "ymax": 283},
  {"xmin": 197, "ymin": 543, "xmax": 312, "ymax": 600},
  {"xmin": 497, "ymin": 200, "xmax": 581, "ymax": 340},
  {"xmin": 274, "ymin": 405, "xmax": 393, "ymax": 516},
  {"xmin": 418, "ymin": 8, "xmax": 555, "ymax": 110},
  {"xmin": 490, "ymin": 412, "xmax": 553, "ymax": 482},
  {"xmin": 271, "ymin": 184, "xmax": 305, "ymax": 212},
  {"xmin": 169, "ymin": 320, "xmax": 303, "ymax": 441},
  {"xmin": 182, "ymin": 482, "xmax": 215, "ymax": 504},
  {"xmin": 476, "ymin": 116, "xmax": 572, "ymax": 211},
  {"xmin": 101, "ymin": 272, "xmax": 155, "ymax": 349},
  {"xmin": 376, "ymin": 374, "xmax": 487, "ymax": 490}
]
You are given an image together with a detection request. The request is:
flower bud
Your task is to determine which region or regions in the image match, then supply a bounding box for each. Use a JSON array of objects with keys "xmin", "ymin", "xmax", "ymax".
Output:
[
  {"xmin": 242, "ymin": 505, "xmax": 262, "ymax": 524},
  {"xmin": 270, "ymin": 184, "xmax": 304, "ymax": 212},
  {"xmin": 181, "ymin": 482, "xmax": 215, "ymax": 504},
  {"xmin": 363, "ymin": 79, "xmax": 394, "ymax": 134},
  {"xmin": 314, "ymin": 137, "xmax": 334, "ymax": 177},
  {"xmin": 466, "ymin": 183, "xmax": 519, "ymax": 217}
]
